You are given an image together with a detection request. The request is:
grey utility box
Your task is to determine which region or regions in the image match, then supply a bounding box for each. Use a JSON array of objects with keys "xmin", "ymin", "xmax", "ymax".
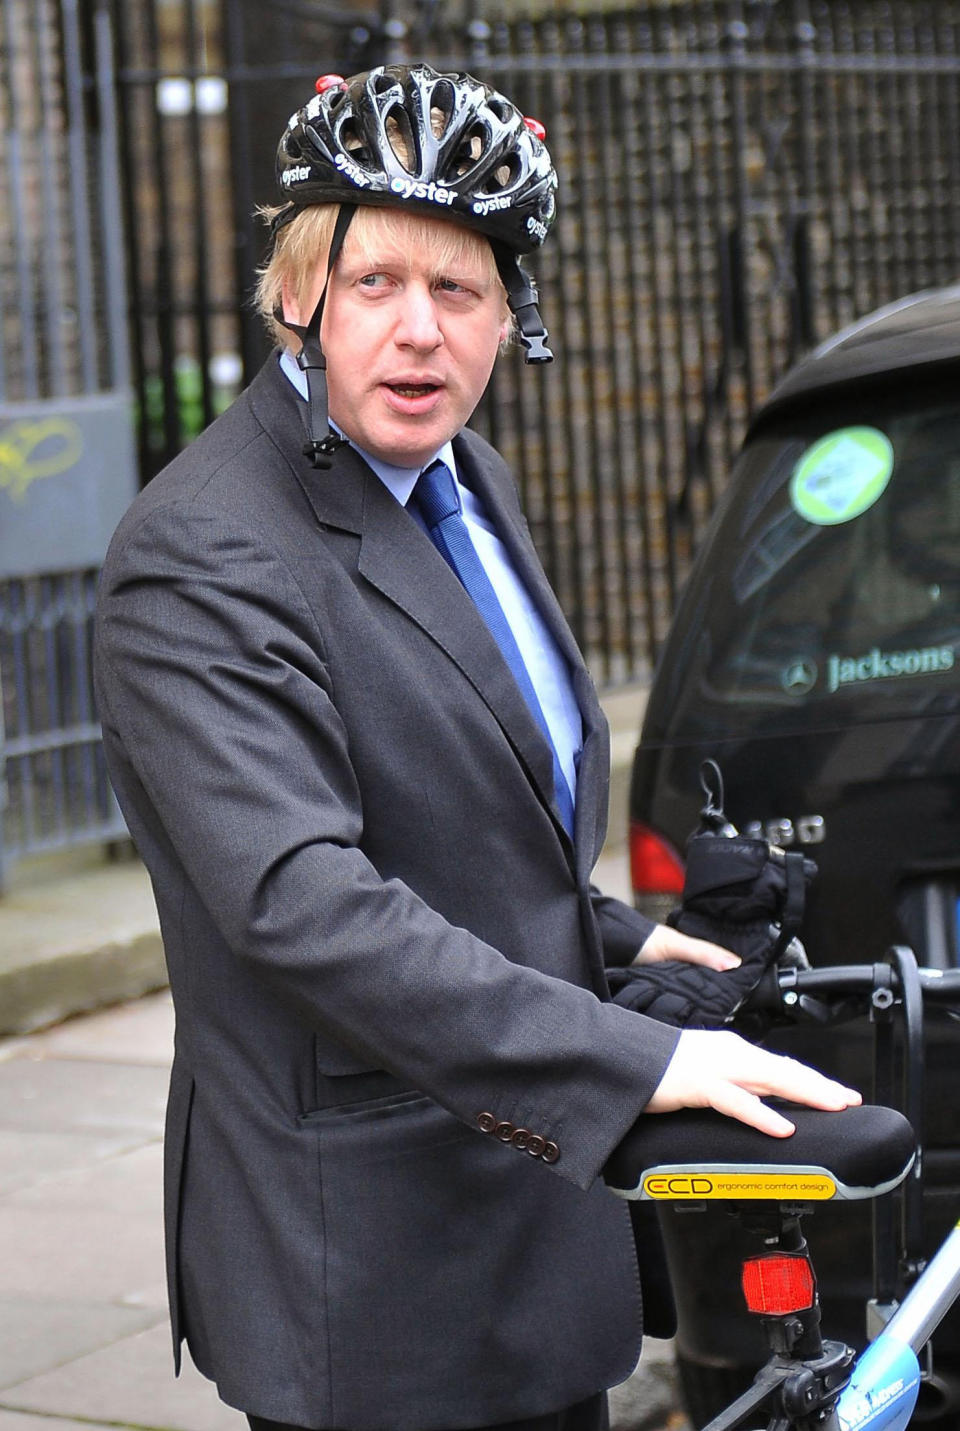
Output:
[{"xmin": 0, "ymin": 393, "xmax": 137, "ymax": 578}]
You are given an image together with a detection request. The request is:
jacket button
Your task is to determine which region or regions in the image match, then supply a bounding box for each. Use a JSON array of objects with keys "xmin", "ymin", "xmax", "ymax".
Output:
[
  {"xmin": 477, "ymin": 1112, "xmax": 496, "ymax": 1134},
  {"xmin": 495, "ymin": 1121, "xmax": 515, "ymax": 1141},
  {"xmin": 541, "ymin": 1141, "xmax": 560, "ymax": 1164},
  {"xmin": 526, "ymin": 1134, "xmax": 546, "ymax": 1157},
  {"xmin": 510, "ymin": 1128, "xmax": 530, "ymax": 1150}
]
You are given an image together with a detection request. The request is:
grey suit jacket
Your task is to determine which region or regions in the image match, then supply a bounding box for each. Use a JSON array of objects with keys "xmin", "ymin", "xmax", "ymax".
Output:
[{"xmin": 94, "ymin": 356, "xmax": 680, "ymax": 1430}]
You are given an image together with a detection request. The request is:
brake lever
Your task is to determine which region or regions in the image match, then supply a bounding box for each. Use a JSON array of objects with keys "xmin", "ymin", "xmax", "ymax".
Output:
[{"xmin": 793, "ymin": 994, "xmax": 866, "ymax": 1026}]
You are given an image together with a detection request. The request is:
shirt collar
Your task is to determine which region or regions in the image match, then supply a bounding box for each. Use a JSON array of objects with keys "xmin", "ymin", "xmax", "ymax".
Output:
[{"xmin": 278, "ymin": 348, "xmax": 457, "ymax": 508}]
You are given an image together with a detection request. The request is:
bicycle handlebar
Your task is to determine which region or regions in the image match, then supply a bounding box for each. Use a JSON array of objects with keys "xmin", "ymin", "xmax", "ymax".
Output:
[{"xmin": 746, "ymin": 956, "xmax": 960, "ymax": 1023}]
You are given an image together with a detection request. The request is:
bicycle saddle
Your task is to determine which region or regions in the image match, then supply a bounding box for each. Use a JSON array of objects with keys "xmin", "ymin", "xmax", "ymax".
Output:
[{"xmin": 604, "ymin": 1103, "xmax": 916, "ymax": 1202}]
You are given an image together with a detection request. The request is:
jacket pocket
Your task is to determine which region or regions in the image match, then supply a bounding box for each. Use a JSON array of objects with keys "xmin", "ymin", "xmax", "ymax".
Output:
[{"xmin": 299, "ymin": 1086, "xmax": 431, "ymax": 1124}]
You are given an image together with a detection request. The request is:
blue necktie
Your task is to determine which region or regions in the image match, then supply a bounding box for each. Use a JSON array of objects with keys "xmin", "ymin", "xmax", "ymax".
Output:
[{"xmin": 414, "ymin": 461, "xmax": 575, "ymax": 836}]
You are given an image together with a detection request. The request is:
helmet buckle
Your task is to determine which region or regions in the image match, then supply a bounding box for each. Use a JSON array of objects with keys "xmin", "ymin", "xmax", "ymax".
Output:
[{"xmin": 520, "ymin": 332, "xmax": 553, "ymax": 365}]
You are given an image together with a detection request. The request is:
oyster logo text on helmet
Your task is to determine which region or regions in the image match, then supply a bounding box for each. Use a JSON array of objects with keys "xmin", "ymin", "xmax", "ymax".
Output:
[
  {"xmin": 389, "ymin": 176, "xmax": 455, "ymax": 207},
  {"xmin": 334, "ymin": 152, "xmax": 371, "ymax": 188},
  {"xmin": 472, "ymin": 195, "xmax": 512, "ymax": 216},
  {"xmin": 526, "ymin": 215, "xmax": 549, "ymax": 242},
  {"xmin": 282, "ymin": 165, "xmax": 312, "ymax": 187}
]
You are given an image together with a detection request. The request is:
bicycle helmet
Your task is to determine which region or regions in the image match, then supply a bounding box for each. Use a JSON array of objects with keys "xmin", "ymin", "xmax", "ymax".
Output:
[
  {"xmin": 271, "ymin": 63, "xmax": 558, "ymax": 468},
  {"xmin": 275, "ymin": 63, "xmax": 557, "ymax": 256}
]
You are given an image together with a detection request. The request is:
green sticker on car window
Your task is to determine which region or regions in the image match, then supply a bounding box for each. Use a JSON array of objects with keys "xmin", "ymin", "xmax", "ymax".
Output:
[{"xmin": 790, "ymin": 427, "xmax": 894, "ymax": 526}]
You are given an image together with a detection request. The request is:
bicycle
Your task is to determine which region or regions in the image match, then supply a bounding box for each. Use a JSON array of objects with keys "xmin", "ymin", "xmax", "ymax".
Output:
[{"xmin": 605, "ymin": 947, "xmax": 960, "ymax": 1431}]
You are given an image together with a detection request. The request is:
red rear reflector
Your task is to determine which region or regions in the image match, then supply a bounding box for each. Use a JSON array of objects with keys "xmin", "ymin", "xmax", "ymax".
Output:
[
  {"xmin": 629, "ymin": 821, "xmax": 685, "ymax": 896},
  {"xmin": 741, "ymin": 1255, "xmax": 816, "ymax": 1315}
]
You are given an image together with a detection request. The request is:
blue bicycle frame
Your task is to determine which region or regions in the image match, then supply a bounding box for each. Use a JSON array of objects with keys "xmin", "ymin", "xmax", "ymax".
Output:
[{"xmin": 834, "ymin": 1222, "xmax": 960, "ymax": 1430}]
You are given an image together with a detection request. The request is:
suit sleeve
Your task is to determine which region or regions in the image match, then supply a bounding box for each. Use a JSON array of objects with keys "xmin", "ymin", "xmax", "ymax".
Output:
[
  {"xmin": 95, "ymin": 501, "xmax": 680, "ymax": 1190},
  {"xmin": 591, "ymin": 889, "xmax": 658, "ymax": 967}
]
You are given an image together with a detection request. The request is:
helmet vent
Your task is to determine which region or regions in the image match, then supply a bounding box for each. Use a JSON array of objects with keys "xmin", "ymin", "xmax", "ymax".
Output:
[
  {"xmin": 340, "ymin": 120, "xmax": 364, "ymax": 156},
  {"xmin": 429, "ymin": 80, "xmax": 455, "ymax": 137},
  {"xmin": 373, "ymin": 72, "xmax": 396, "ymax": 95},
  {"xmin": 430, "ymin": 106, "xmax": 449, "ymax": 141},
  {"xmin": 384, "ymin": 108, "xmax": 417, "ymax": 171},
  {"xmin": 450, "ymin": 124, "xmax": 486, "ymax": 177},
  {"xmin": 482, "ymin": 155, "xmax": 519, "ymax": 192},
  {"xmin": 487, "ymin": 98, "xmax": 512, "ymax": 123}
]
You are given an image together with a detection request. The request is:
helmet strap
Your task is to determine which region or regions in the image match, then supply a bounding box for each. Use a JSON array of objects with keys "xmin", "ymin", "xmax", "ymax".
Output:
[
  {"xmin": 491, "ymin": 244, "xmax": 553, "ymax": 364},
  {"xmin": 275, "ymin": 203, "xmax": 356, "ymax": 469}
]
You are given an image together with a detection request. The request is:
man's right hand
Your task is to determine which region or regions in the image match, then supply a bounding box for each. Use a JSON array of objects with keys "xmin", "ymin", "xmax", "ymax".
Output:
[{"xmin": 644, "ymin": 1028, "xmax": 861, "ymax": 1137}]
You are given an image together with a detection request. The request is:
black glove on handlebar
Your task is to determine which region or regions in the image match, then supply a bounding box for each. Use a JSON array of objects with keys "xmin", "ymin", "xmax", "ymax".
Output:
[{"xmin": 608, "ymin": 764, "xmax": 815, "ymax": 1030}]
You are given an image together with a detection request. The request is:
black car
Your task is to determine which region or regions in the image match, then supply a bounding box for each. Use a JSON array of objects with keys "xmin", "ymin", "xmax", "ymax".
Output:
[{"xmin": 628, "ymin": 287, "xmax": 960, "ymax": 1426}]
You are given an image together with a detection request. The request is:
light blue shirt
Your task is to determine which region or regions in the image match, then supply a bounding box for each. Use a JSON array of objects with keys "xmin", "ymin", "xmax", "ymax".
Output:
[{"xmin": 279, "ymin": 350, "xmax": 582, "ymax": 803}]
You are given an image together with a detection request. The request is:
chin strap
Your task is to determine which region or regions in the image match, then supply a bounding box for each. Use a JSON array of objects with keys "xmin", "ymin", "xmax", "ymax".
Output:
[
  {"xmin": 491, "ymin": 243, "xmax": 553, "ymax": 364},
  {"xmin": 274, "ymin": 204, "xmax": 356, "ymax": 469}
]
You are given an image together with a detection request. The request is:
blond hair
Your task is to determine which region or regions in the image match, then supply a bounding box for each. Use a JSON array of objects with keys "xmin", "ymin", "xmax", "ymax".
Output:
[{"xmin": 254, "ymin": 203, "xmax": 505, "ymax": 350}]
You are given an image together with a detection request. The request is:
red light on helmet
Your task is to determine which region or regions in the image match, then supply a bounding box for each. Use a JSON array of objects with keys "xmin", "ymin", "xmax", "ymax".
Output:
[
  {"xmin": 629, "ymin": 821, "xmax": 685, "ymax": 897},
  {"xmin": 315, "ymin": 74, "xmax": 347, "ymax": 95},
  {"xmin": 741, "ymin": 1255, "xmax": 816, "ymax": 1316},
  {"xmin": 523, "ymin": 116, "xmax": 546, "ymax": 141}
]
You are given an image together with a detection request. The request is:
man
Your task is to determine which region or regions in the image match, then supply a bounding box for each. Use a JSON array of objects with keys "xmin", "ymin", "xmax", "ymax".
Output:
[{"xmin": 94, "ymin": 64, "xmax": 858, "ymax": 1431}]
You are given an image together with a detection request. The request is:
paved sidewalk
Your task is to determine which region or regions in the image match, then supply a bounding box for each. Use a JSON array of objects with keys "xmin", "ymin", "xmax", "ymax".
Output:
[
  {"xmin": 0, "ymin": 992, "xmax": 688, "ymax": 1431},
  {"xmin": 0, "ymin": 992, "xmax": 236, "ymax": 1431},
  {"xmin": 0, "ymin": 851, "xmax": 166, "ymax": 1037}
]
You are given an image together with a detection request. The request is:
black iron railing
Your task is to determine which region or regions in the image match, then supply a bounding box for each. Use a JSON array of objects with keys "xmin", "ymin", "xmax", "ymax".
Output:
[
  {"xmin": 106, "ymin": 0, "xmax": 960, "ymax": 688},
  {"xmin": 8, "ymin": 0, "xmax": 960, "ymax": 887},
  {"xmin": 0, "ymin": 0, "xmax": 133, "ymax": 889}
]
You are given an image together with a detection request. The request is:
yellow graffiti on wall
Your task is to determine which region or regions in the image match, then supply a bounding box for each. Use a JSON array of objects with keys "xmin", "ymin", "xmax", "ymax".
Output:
[{"xmin": 0, "ymin": 416, "xmax": 84, "ymax": 503}]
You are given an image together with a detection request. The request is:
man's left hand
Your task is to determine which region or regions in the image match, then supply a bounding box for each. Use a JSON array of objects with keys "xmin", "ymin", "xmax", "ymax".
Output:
[{"xmin": 634, "ymin": 924, "xmax": 740, "ymax": 972}]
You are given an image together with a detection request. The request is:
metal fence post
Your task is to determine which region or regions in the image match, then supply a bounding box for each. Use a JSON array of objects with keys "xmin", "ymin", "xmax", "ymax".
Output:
[{"xmin": 94, "ymin": 0, "xmax": 132, "ymax": 393}]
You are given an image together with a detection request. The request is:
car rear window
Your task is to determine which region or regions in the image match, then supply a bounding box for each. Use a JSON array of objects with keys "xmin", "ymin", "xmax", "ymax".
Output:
[{"xmin": 656, "ymin": 379, "xmax": 960, "ymax": 740}]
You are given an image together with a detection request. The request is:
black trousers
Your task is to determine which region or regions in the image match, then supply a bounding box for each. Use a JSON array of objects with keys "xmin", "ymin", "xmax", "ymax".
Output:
[{"xmin": 247, "ymin": 1391, "xmax": 609, "ymax": 1431}]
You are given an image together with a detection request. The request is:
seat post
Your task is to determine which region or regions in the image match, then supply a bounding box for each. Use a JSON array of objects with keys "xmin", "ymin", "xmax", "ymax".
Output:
[{"xmin": 740, "ymin": 1205, "xmax": 825, "ymax": 1360}]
